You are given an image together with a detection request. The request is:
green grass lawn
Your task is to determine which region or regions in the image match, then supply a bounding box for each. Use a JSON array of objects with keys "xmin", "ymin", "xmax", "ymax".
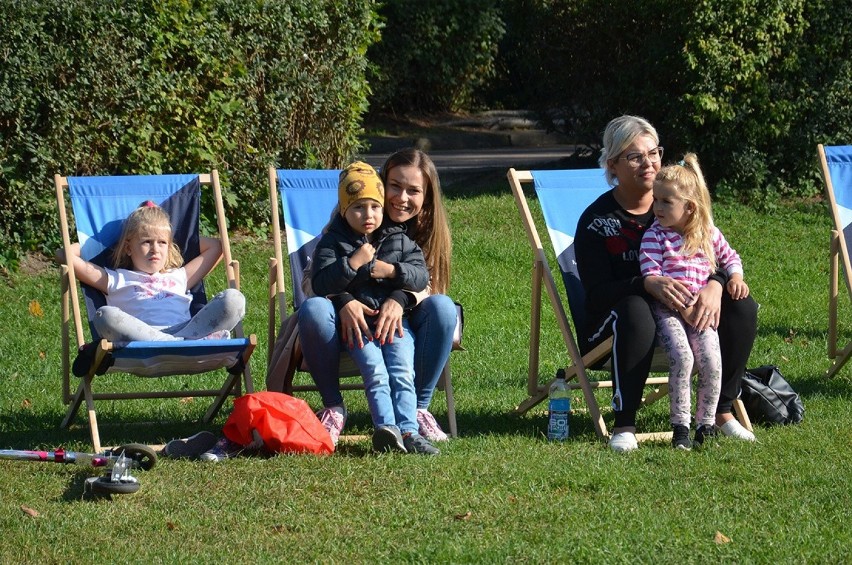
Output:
[{"xmin": 1, "ymin": 170, "xmax": 850, "ymax": 563}]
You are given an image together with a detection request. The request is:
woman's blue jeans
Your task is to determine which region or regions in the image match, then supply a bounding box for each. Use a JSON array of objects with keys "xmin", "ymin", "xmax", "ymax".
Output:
[{"xmin": 297, "ymin": 294, "xmax": 456, "ymax": 410}]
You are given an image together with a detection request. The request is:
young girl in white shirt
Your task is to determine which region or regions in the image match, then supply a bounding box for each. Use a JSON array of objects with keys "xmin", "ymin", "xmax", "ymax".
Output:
[
  {"xmin": 639, "ymin": 154, "xmax": 749, "ymax": 450},
  {"xmin": 59, "ymin": 201, "xmax": 245, "ymax": 342}
]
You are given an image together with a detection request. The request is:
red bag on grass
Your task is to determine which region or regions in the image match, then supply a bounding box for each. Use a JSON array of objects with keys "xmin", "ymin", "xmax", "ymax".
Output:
[{"xmin": 223, "ymin": 391, "xmax": 333, "ymax": 455}]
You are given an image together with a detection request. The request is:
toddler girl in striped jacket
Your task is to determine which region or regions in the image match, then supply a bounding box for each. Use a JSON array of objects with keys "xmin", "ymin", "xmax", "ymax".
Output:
[{"xmin": 639, "ymin": 153, "xmax": 750, "ymax": 450}]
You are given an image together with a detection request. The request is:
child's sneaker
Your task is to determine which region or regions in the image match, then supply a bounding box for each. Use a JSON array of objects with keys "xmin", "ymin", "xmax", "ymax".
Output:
[
  {"xmin": 199, "ymin": 437, "xmax": 241, "ymax": 462},
  {"xmin": 163, "ymin": 431, "xmax": 218, "ymax": 459},
  {"xmin": 693, "ymin": 424, "xmax": 716, "ymax": 447},
  {"xmin": 316, "ymin": 405, "xmax": 347, "ymax": 447},
  {"xmin": 402, "ymin": 432, "xmax": 440, "ymax": 455},
  {"xmin": 372, "ymin": 425, "xmax": 406, "ymax": 453},
  {"xmin": 416, "ymin": 408, "xmax": 449, "ymax": 442},
  {"xmin": 671, "ymin": 424, "xmax": 692, "ymax": 450}
]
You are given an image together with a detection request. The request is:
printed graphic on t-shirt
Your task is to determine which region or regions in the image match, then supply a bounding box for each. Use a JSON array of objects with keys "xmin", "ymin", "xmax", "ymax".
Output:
[
  {"xmin": 585, "ymin": 215, "xmax": 647, "ymax": 262},
  {"xmin": 134, "ymin": 273, "xmax": 181, "ymax": 300}
]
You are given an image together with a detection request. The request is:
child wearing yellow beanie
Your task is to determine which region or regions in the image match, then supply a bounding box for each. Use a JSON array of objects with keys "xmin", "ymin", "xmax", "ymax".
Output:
[{"xmin": 309, "ymin": 161, "xmax": 440, "ymax": 455}]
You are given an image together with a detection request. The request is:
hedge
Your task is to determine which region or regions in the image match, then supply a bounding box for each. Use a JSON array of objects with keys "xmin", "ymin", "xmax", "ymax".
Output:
[
  {"xmin": 367, "ymin": 0, "xmax": 505, "ymax": 114},
  {"xmin": 0, "ymin": 0, "xmax": 380, "ymax": 270},
  {"xmin": 491, "ymin": 0, "xmax": 852, "ymax": 206}
]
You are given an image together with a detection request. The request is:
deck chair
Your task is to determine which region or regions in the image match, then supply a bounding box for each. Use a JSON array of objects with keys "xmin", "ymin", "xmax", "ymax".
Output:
[
  {"xmin": 819, "ymin": 144, "xmax": 852, "ymax": 378},
  {"xmin": 508, "ymin": 168, "xmax": 752, "ymax": 441},
  {"xmin": 55, "ymin": 171, "xmax": 256, "ymax": 452},
  {"xmin": 266, "ymin": 167, "xmax": 461, "ymax": 437}
]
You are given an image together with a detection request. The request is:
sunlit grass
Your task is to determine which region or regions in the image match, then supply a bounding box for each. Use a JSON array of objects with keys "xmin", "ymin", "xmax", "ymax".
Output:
[{"xmin": 1, "ymin": 181, "xmax": 850, "ymax": 562}]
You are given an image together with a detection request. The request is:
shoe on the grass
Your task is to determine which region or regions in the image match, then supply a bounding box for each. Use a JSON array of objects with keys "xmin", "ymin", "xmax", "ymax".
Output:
[
  {"xmin": 163, "ymin": 431, "xmax": 218, "ymax": 459},
  {"xmin": 693, "ymin": 424, "xmax": 716, "ymax": 447},
  {"xmin": 199, "ymin": 437, "xmax": 242, "ymax": 462},
  {"xmin": 402, "ymin": 432, "xmax": 440, "ymax": 455},
  {"xmin": 672, "ymin": 424, "xmax": 692, "ymax": 450},
  {"xmin": 316, "ymin": 405, "xmax": 347, "ymax": 447},
  {"xmin": 608, "ymin": 431, "xmax": 638, "ymax": 453},
  {"xmin": 716, "ymin": 419, "xmax": 756, "ymax": 442},
  {"xmin": 372, "ymin": 425, "xmax": 406, "ymax": 453},
  {"xmin": 416, "ymin": 409, "xmax": 449, "ymax": 442}
]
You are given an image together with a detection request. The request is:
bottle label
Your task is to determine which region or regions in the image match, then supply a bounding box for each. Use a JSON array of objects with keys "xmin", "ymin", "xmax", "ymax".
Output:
[{"xmin": 548, "ymin": 398, "xmax": 570, "ymax": 440}]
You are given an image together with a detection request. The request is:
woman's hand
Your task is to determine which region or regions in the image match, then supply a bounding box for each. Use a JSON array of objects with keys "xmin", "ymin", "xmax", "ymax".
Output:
[
  {"xmin": 339, "ymin": 299, "xmax": 378, "ymax": 349},
  {"xmin": 686, "ymin": 279, "xmax": 723, "ymax": 331},
  {"xmin": 373, "ymin": 299, "xmax": 404, "ymax": 345},
  {"xmin": 370, "ymin": 259, "xmax": 396, "ymax": 279},
  {"xmin": 644, "ymin": 275, "xmax": 694, "ymax": 311}
]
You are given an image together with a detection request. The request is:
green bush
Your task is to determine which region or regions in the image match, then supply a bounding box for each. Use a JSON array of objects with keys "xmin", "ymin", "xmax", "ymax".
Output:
[
  {"xmin": 367, "ymin": 0, "xmax": 505, "ymax": 114},
  {"xmin": 0, "ymin": 0, "xmax": 380, "ymax": 268},
  {"xmin": 492, "ymin": 0, "xmax": 852, "ymax": 204}
]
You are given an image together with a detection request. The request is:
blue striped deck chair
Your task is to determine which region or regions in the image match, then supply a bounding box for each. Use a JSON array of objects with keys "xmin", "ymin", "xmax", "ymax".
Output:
[
  {"xmin": 266, "ymin": 167, "xmax": 461, "ymax": 437},
  {"xmin": 507, "ymin": 168, "xmax": 751, "ymax": 441},
  {"xmin": 55, "ymin": 172, "xmax": 256, "ymax": 452},
  {"xmin": 819, "ymin": 144, "xmax": 852, "ymax": 377}
]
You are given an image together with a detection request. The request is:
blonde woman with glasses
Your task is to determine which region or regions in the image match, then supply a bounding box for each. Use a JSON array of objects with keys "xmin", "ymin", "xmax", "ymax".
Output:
[{"xmin": 573, "ymin": 115, "xmax": 758, "ymax": 452}]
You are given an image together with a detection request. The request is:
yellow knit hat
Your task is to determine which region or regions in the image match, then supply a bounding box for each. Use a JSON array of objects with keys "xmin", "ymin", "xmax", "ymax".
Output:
[{"xmin": 338, "ymin": 161, "xmax": 384, "ymax": 215}]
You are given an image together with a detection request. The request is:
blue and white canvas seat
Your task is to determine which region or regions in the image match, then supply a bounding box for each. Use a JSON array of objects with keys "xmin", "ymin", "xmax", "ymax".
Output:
[
  {"xmin": 55, "ymin": 172, "xmax": 255, "ymax": 452},
  {"xmin": 818, "ymin": 144, "xmax": 852, "ymax": 377},
  {"xmin": 265, "ymin": 167, "xmax": 462, "ymax": 437},
  {"xmin": 507, "ymin": 168, "xmax": 751, "ymax": 441}
]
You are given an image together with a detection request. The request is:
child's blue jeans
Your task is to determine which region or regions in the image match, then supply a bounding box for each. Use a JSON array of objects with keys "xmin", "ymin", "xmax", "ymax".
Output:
[{"xmin": 348, "ymin": 320, "xmax": 417, "ymax": 435}]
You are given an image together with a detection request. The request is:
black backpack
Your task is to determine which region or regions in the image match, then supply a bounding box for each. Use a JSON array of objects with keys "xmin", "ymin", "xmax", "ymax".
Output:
[{"xmin": 740, "ymin": 365, "xmax": 805, "ymax": 425}]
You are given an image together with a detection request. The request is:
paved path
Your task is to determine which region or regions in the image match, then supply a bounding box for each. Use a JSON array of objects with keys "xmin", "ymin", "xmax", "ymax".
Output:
[{"xmin": 361, "ymin": 145, "xmax": 577, "ymax": 174}]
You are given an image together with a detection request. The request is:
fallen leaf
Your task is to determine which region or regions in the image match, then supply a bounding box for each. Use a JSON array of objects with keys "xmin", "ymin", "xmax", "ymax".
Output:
[
  {"xmin": 271, "ymin": 525, "xmax": 291, "ymax": 533},
  {"xmin": 179, "ymin": 397, "xmax": 194, "ymax": 404},
  {"xmin": 39, "ymin": 351, "xmax": 46, "ymax": 359},
  {"xmin": 29, "ymin": 300, "xmax": 44, "ymax": 318},
  {"xmin": 454, "ymin": 511, "xmax": 472, "ymax": 521},
  {"xmin": 714, "ymin": 531, "xmax": 731, "ymax": 544},
  {"xmin": 21, "ymin": 398, "xmax": 32, "ymax": 409},
  {"xmin": 166, "ymin": 522, "xmax": 177, "ymax": 531},
  {"xmin": 21, "ymin": 505, "xmax": 39, "ymax": 518}
]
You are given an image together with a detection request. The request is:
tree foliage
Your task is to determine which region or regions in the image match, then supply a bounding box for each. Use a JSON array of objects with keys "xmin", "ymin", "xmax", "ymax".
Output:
[
  {"xmin": 492, "ymin": 0, "xmax": 852, "ymax": 205},
  {"xmin": 367, "ymin": 0, "xmax": 505, "ymax": 114}
]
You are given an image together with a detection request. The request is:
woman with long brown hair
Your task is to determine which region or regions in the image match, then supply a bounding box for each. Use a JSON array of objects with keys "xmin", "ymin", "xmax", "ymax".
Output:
[{"xmin": 297, "ymin": 148, "xmax": 457, "ymax": 447}]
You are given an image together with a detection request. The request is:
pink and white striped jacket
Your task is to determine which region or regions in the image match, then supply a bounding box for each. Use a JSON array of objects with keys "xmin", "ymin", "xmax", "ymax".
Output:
[{"xmin": 639, "ymin": 220, "xmax": 743, "ymax": 295}]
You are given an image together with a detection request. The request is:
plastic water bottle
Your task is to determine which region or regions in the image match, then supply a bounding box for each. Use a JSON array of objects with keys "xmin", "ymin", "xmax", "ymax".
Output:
[{"xmin": 547, "ymin": 368, "xmax": 570, "ymax": 441}]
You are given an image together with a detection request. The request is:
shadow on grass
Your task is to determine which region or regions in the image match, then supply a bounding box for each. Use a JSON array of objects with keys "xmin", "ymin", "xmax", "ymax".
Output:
[
  {"xmin": 0, "ymin": 406, "xmax": 224, "ymax": 450},
  {"xmin": 784, "ymin": 371, "xmax": 851, "ymax": 399}
]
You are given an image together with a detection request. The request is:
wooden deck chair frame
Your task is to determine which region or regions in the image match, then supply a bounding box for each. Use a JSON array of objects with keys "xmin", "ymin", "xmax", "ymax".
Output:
[
  {"xmin": 266, "ymin": 167, "xmax": 460, "ymax": 438},
  {"xmin": 508, "ymin": 168, "xmax": 751, "ymax": 441},
  {"xmin": 818, "ymin": 143, "xmax": 852, "ymax": 378},
  {"xmin": 55, "ymin": 171, "xmax": 256, "ymax": 452}
]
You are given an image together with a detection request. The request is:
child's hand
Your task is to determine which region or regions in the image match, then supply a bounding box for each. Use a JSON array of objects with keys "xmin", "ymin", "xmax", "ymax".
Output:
[
  {"xmin": 727, "ymin": 275, "xmax": 750, "ymax": 300},
  {"xmin": 349, "ymin": 243, "xmax": 375, "ymax": 270},
  {"xmin": 370, "ymin": 259, "xmax": 396, "ymax": 279},
  {"xmin": 54, "ymin": 242, "xmax": 81, "ymax": 264}
]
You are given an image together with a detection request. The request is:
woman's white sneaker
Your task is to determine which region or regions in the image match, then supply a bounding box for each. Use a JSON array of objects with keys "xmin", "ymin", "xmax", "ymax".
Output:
[
  {"xmin": 608, "ymin": 431, "xmax": 638, "ymax": 453},
  {"xmin": 716, "ymin": 419, "xmax": 756, "ymax": 442}
]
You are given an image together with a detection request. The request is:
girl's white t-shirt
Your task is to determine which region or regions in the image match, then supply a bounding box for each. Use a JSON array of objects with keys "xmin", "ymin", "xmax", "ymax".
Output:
[{"xmin": 105, "ymin": 267, "xmax": 192, "ymax": 329}]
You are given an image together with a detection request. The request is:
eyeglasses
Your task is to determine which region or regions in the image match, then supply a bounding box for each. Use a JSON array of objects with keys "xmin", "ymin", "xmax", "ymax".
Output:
[{"xmin": 619, "ymin": 146, "xmax": 664, "ymax": 167}]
